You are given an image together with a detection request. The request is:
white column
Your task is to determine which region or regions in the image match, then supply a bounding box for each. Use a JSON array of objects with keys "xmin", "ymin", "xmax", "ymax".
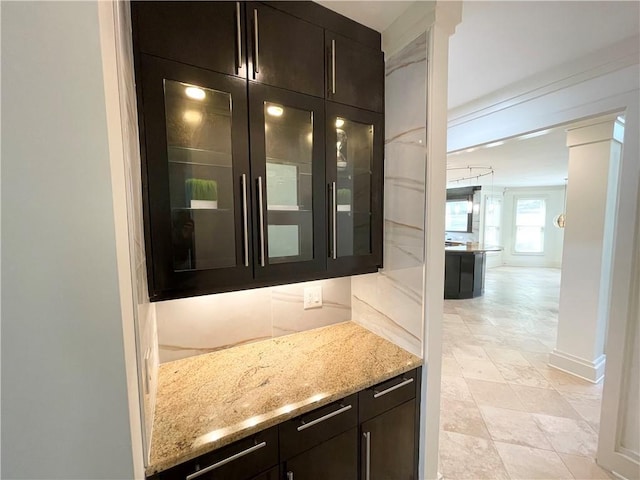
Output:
[{"xmin": 550, "ymin": 115, "xmax": 624, "ymax": 382}]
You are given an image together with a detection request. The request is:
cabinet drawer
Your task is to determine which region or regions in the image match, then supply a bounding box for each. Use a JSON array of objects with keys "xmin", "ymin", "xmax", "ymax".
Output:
[
  {"xmin": 279, "ymin": 393, "xmax": 358, "ymax": 460},
  {"xmin": 359, "ymin": 369, "xmax": 418, "ymax": 422},
  {"xmin": 149, "ymin": 427, "xmax": 278, "ymax": 480}
]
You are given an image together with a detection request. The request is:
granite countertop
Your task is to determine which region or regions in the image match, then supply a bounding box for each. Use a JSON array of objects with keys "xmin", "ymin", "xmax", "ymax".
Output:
[
  {"xmin": 147, "ymin": 321, "xmax": 422, "ymax": 476},
  {"xmin": 445, "ymin": 243, "xmax": 502, "ymax": 253}
]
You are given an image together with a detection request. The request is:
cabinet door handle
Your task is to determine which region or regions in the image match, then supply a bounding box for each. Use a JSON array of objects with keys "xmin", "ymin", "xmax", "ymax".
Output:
[
  {"xmin": 331, "ymin": 181, "xmax": 337, "ymax": 260},
  {"xmin": 373, "ymin": 377, "xmax": 414, "ymax": 399},
  {"xmin": 235, "ymin": 2, "xmax": 242, "ymax": 73},
  {"xmin": 241, "ymin": 174, "xmax": 249, "ymax": 267},
  {"xmin": 331, "ymin": 39, "xmax": 336, "ymax": 94},
  {"xmin": 297, "ymin": 404, "xmax": 352, "ymax": 431},
  {"xmin": 185, "ymin": 441, "xmax": 267, "ymax": 480},
  {"xmin": 253, "ymin": 8, "xmax": 259, "ymax": 76},
  {"xmin": 286, "ymin": 472, "xmax": 294, "ymax": 480},
  {"xmin": 257, "ymin": 176, "xmax": 266, "ymax": 267},
  {"xmin": 363, "ymin": 431, "xmax": 371, "ymax": 480}
]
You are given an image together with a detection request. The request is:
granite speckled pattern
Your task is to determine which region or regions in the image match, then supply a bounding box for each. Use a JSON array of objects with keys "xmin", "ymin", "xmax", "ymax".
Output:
[{"xmin": 147, "ymin": 321, "xmax": 422, "ymax": 476}]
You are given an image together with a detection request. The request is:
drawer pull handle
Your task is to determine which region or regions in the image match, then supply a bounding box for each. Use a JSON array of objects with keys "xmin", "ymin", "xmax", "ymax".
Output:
[
  {"xmin": 185, "ymin": 441, "xmax": 267, "ymax": 480},
  {"xmin": 287, "ymin": 471, "xmax": 294, "ymax": 480},
  {"xmin": 296, "ymin": 404, "xmax": 352, "ymax": 431},
  {"xmin": 373, "ymin": 377, "xmax": 414, "ymax": 399},
  {"xmin": 363, "ymin": 431, "xmax": 371, "ymax": 480}
]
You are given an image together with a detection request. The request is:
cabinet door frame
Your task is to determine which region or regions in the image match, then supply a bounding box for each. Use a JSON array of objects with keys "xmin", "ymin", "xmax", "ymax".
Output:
[
  {"xmin": 325, "ymin": 31, "xmax": 384, "ymax": 113},
  {"xmin": 326, "ymin": 101, "xmax": 383, "ymax": 276},
  {"xmin": 245, "ymin": 2, "xmax": 325, "ymax": 98},
  {"xmin": 131, "ymin": 1, "xmax": 248, "ymax": 78},
  {"xmin": 138, "ymin": 54, "xmax": 253, "ymax": 300},
  {"xmin": 248, "ymin": 82, "xmax": 327, "ymax": 282}
]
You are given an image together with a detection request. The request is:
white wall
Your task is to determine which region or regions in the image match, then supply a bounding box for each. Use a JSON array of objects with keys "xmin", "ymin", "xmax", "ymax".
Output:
[
  {"xmin": 500, "ymin": 186, "xmax": 565, "ymax": 268},
  {"xmin": 1, "ymin": 2, "xmax": 136, "ymax": 478}
]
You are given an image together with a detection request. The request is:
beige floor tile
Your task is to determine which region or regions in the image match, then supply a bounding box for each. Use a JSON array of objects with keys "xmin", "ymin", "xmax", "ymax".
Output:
[
  {"xmin": 459, "ymin": 357, "xmax": 507, "ymax": 383},
  {"xmin": 511, "ymin": 384, "xmax": 582, "ymax": 419},
  {"xmin": 532, "ymin": 413, "xmax": 598, "ymax": 457},
  {"xmin": 466, "ymin": 379, "xmax": 525, "ymax": 411},
  {"xmin": 537, "ymin": 366, "xmax": 604, "ymax": 394},
  {"xmin": 440, "ymin": 400, "xmax": 492, "ymax": 439},
  {"xmin": 466, "ymin": 324, "xmax": 504, "ymax": 337},
  {"xmin": 484, "ymin": 346, "xmax": 532, "ymax": 366},
  {"xmin": 442, "ymin": 354, "xmax": 464, "ymax": 377},
  {"xmin": 444, "ymin": 313, "xmax": 465, "ymax": 324},
  {"xmin": 495, "ymin": 441, "xmax": 574, "ymax": 479},
  {"xmin": 452, "ymin": 344, "xmax": 489, "ymax": 362},
  {"xmin": 495, "ymin": 362, "xmax": 554, "ymax": 388},
  {"xmin": 559, "ymin": 453, "xmax": 615, "ymax": 479},
  {"xmin": 521, "ymin": 351, "xmax": 551, "ymax": 370},
  {"xmin": 560, "ymin": 392, "xmax": 602, "ymax": 431},
  {"xmin": 441, "ymin": 375, "xmax": 474, "ymax": 403},
  {"xmin": 480, "ymin": 405, "xmax": 554, "ymax": 450},
  {"xmin": 439, "ymin": 431, "xmax": 510, "ymax": 480}
]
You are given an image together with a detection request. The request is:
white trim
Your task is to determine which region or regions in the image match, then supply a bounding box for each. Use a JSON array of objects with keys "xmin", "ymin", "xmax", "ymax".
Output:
[
  {"xmin": 97, "ymin": 2, "xmax": 145, "ymax": 478},
  {"xmin": 548, "ymin": 350, "xmax": 606, "ymax": 383}
]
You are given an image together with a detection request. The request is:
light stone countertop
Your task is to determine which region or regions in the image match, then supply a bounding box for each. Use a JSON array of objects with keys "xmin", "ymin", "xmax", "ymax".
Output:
[{"xmin": 147, "ymin": 321, "xmax": 422, "ymax": 476}]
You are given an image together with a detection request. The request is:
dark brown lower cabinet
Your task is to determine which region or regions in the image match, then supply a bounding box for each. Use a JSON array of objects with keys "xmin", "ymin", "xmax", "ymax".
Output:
[
  {"xmin": 283, "ymin": 428, "xmax": 358, "ymax": 480},
  {"xmin": 361, "ymin": 400, "xmax": 417, "ymax": 480}
]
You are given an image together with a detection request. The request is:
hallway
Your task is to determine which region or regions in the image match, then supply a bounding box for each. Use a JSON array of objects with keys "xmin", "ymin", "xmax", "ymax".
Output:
[{"xmin": 439, "ymin": 267, "xmax": 612, "ymax": 480}]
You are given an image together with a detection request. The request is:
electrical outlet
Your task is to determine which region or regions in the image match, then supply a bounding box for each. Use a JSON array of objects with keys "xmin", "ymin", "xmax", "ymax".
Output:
[{"xmin": 303, "ymin": 286, "xmax": 323, "ymax": 310}]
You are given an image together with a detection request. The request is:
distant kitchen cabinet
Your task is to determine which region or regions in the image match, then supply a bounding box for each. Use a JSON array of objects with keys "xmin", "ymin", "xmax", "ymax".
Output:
[
  {"xmin": 132, "ymin": 1, "xmax": 385, "ymax": 299},
  {"xmin": 444, "ymin": 250, "xmax": 486, "ymax": 299}
]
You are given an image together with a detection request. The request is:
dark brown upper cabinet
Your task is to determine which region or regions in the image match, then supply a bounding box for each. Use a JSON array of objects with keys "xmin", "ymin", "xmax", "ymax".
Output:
[
  {"xmin": 132, "ymin": 1, "xmax": 247, "ymax": 78},
  {"xmin": 132, "ymin": 1, "xmax": 385, "ymax": 299},
  {"xmin": 248, "ymin": 83, "xmax": 327, "ymax": 283},
  {"xmin": 326, "ymin": 102, "xmax": 383, "ymax": 276},
  {"xmin": 246, "ymin": 2, "xmax": 325, "ymax": 97},
  {"xmin": 138, "ymin": 55, "xmax": 254, "ymax": 300},
  {"xmin": 325, "ymin": 31, "xmax": 384, "ymax": 113}
]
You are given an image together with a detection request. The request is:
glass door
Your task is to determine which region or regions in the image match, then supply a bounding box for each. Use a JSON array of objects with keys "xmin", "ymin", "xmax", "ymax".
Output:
[
  {"xmin": 140, "ymin": 55, "xmax": 252, "ymax": 299},
  {"xmin": 326, "ymin": 102, "xmax": 383, "ymax": 275},
  {"xmin": 249, "ymin": 83, "xmax": 326, "ymax": 280}
]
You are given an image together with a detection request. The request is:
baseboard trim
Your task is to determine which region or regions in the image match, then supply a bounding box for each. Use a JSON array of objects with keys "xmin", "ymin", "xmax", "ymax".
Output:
[{"xmin": 548, "ymin": 350, "xmax": 606, "ymax": 383}]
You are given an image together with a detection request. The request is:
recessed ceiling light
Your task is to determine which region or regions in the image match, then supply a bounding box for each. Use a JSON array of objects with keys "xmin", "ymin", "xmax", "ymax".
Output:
[
  {"xmin": 266, "ymin": 105, "xmax": 284, "ymax": 117},
  {"xmin": 185, "ymin": 86, "xmax": 206, "ymax": 100},
  {"xmin": 485, "ymin": 141, "xmax": 504, "ymax": 148}
]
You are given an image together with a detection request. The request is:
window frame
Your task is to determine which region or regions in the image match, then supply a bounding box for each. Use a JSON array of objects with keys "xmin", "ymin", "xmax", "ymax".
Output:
[{"xmin": 512, "ymin": 195, "xmax": 547, "ymax": 255}]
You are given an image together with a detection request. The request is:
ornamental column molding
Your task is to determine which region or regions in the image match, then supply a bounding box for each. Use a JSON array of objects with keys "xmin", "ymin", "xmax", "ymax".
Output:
[{"xmin": 550, "ymin": 114, "xmax": 625, "ymax": 382}]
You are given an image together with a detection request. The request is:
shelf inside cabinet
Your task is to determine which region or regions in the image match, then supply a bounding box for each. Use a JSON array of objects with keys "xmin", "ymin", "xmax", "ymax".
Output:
[{"xmin": 168, "ymin": 145, "xmax": 232, "ymax": 168}]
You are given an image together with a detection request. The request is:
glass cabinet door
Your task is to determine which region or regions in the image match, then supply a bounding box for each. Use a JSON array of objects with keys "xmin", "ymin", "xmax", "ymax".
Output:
[
  {"xmin": 249, "ymin": 84, "xmax": 326, "ymax": 279},
  {"xmin": 326, "ymin": 102, "xmax": 383, "ymax": 275},
  {"xmin": 140, "ymin": 55, "xmax": 251, "ymax": 299}
]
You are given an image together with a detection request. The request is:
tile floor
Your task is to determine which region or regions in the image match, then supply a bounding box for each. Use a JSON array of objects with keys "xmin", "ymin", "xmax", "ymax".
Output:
[{"xmin": 439, "ymin": 266, "xmax": 613, "ymax": 480}]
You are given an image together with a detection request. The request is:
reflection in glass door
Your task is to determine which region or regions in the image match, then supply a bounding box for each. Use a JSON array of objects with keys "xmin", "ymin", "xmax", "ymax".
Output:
[
  {"xmin": 262, "ymin": 102, "xmax": 314, "ymax": 264},
  {"xmin": 333, "ymin": 116, "xmax": 374, "ymax": 258},
  {"xmin": 164, "ymin": 80, "xmax": 236, "ymax": 271}
]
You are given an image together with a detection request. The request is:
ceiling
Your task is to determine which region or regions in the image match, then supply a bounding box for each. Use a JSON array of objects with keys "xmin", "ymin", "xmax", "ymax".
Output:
[
  {"xmin": 446, "ymin": 126, "xmax": 569, "ymax": 188},
  {"xmin": 313, "ymin": 1, "xmax": 639, "ymax": 189}
]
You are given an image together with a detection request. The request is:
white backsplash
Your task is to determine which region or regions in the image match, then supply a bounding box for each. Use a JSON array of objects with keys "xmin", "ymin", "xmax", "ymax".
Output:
[
  {"xmin": 351, "ymin": 33, "xmax": 428, "ymax": 358},
  {"xmin": 156, "ymin": 277, "xmax": 351, "ymax": 363}
]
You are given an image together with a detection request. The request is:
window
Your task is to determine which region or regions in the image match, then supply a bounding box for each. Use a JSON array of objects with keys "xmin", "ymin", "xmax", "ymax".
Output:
[
  {"xmin": 445, "ymin": 199, "xmax": 471, "ymax": 232},
  {"xmin": 484, "ymin": 195, "xmax": 502, "ymax": 246},
  {"xmin": 514, "ymin": 198, "xmax": 546, "ymax": 253}
]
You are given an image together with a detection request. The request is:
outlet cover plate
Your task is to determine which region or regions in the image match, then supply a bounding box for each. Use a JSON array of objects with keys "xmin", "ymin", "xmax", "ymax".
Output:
[{"xmin": 303, "ymin": 286, "xmax": 323, "ymax": 309}]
